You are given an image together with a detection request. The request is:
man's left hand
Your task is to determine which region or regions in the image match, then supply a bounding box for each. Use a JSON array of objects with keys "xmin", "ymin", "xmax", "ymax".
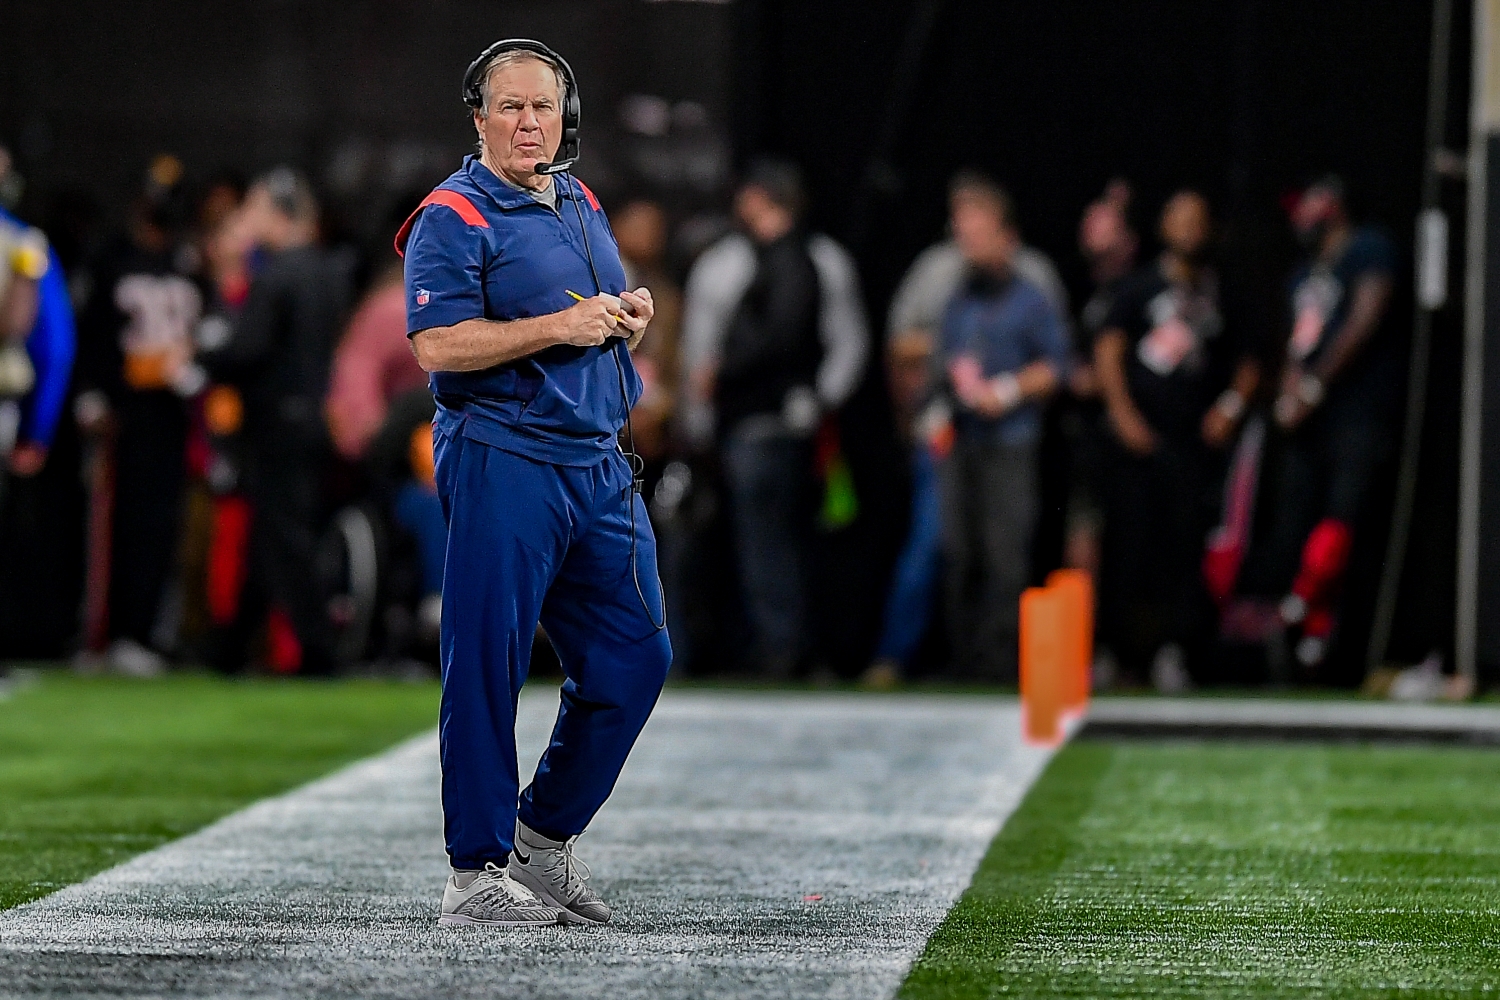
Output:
[{"xmin": 618, "ymin": 288, "xmax": 654, "ymax": 352}]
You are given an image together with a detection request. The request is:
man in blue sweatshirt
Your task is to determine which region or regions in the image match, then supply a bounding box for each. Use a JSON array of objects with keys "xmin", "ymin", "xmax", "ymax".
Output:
[{"xmin": 936, "ymin": 180, "xmax": 1069, "ymax": 681}]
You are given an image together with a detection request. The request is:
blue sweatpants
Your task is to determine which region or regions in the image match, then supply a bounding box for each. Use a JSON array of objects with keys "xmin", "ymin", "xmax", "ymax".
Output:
[{"xmin": 434, "ymin": 425, "xmax": 673, "ymax": 870}]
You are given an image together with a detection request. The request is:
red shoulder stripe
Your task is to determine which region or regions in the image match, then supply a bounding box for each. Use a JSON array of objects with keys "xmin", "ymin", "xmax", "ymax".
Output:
[
  {"xmin": 574, "ymin": 178, "xmax": 601, "ymax": 212},
  {"xmin": 393, "ymin": 189, "xmax": 490, "ymax": 257}
]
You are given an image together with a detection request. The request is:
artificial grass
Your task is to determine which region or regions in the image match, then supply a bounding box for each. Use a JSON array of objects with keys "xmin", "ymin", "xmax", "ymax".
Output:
[
  {"xmin": 0, "ymin": 670, "xmax": 437, "ymax": 911},
  {"xmin": 902, "ymin": 739, "xmax": 1500, "ymax": 999}
]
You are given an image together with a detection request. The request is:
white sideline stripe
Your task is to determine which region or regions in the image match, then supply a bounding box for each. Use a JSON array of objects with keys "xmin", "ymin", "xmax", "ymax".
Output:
[
  {"xmin": 1087, "ymin": 696, "xmax": 1500, "ymax": 733},
  {"xmin": 0, "ymin": 691, "xmax": 1053, "ymax": 1000}
]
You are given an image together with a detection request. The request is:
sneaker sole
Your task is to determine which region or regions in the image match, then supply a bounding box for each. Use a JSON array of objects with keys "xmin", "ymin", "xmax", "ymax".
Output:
[
  {"xmin": 508, "ymin": 866, "xmax": 611, "ymax": 925},
  {"xmin": 437, "ymin": 912, "xmax": 561, "ymax": 927}
]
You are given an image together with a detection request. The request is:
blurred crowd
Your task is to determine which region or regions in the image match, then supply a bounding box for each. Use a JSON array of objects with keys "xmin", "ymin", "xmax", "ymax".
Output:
[{"xmin": 0, "ymin": 147, "xmax": 1405, "ymax": 690}]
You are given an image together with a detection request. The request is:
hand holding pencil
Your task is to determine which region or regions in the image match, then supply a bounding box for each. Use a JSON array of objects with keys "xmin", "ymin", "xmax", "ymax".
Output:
[{"xmin": 566, "ymin": 287, "xmax": 654, "ymax": 351}]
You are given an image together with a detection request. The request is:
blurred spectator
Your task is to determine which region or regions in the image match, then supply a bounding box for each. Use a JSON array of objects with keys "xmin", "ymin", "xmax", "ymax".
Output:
[
  {"xmin": 860, "ymin": 325, "xmax": 942, "ymax": 688},
  {"xmin": 0, "ymin": 202, "xmax": 75, "ymax": 479},
  {"xmin": 887, "ymin": 170, "xmax": 1070, "ymax": 337},
  {"xmin": 612, "ymin": 198, "xmax": 682, "ymax": 462},
  {"xmin": 194, "ymin": 168, "xmax": 349, "ymax": 674},
  {"xmin": 933, "ymin": 181, "xmax": 1069, "ymax": 682},
  {"xmin": 325, "ymin": 261, "xmax": 426, "ymax": 461},
  {"xmin": 1264, "ymin": 176, "xmax": 1399, "ymax": 670},
  {"xmin": 365, "ymin": 388, "xmax": 443, "ymax": 648},
  {"xmin": 0, "ymin": 206, "xmax": 48, "ymax": 442},
  {"xmin": 680, "ymin": 159, "xmax": 868, "ymax": 676},
  {"xmin": 1094, "ymin": 191, "xmax": 1260, "ymax": 691},
  {"xmin": 74, "ymin": 155, "xmax": 203, "ymax": 676},
  {"xmin": 1078, "ymin": 180, "xmax": 1141, "ymax": 344},
  {"xmin": 171, "ymin": 177, "xmax": 250, "ymax": 661},
  {"xmin": 0, "ymin": 156, "xmax": 78, "ymax": 659},
  {"xmin": 865, "ymin": 172, "xmax": 1069, "ymax": 686},
  {"xmin": 1063, "ymin": 179, "xmax": 1139, "ymax": 576}
]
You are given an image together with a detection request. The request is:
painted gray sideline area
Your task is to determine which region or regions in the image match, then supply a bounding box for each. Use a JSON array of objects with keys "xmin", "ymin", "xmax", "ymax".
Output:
[
  {"xmin": 0, "ymin": 691, "xmax": 1051, "ymax": 1000},
  {"xmin": 1084, "ymin": 696, "xmax": 1500, "ymax": 743}
]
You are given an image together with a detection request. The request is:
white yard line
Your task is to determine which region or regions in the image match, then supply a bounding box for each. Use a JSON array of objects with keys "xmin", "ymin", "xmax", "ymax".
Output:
[
  {"xmin": 0, "ymin": 690, "xmax": 1052, "ymax": 1000},
  {"xmin": 1086, "ymin": 696, "xmax": 1500, "ymax": 741}
]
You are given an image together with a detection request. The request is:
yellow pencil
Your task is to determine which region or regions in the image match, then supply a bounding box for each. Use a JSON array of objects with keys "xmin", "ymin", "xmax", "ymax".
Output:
[{"xmin": 566, "ymin": 288, "xmax": 629, "ymax": 318}]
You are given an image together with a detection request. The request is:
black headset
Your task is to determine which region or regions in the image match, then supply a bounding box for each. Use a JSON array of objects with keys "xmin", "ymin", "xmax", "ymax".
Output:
[{"xmin": 463, "ymin": 38, "xmax": 581, "ymax": 175}]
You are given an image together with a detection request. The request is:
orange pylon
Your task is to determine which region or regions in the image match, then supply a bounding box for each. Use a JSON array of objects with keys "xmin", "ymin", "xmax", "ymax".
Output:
[
  {"xmin": 1020, "ymin": 586, "xmax": 1067, "ymax": 746},
  {"xmin": 1047, "ymin": 569, "xmax": 1094, "ymax": 718},
  {"xmin": 1021, "ymin": 571, "xmax": 1094, "ymax": 746}
]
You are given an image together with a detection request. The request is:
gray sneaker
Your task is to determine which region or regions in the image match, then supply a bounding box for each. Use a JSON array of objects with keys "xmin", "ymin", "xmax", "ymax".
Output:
[
  {"xmin": 508, "ymin": 821, "xmax": 612, "ymax": 925},
  {"xmin": 438, "ymin": 862, "xmax": 561, "ymax": 927}
]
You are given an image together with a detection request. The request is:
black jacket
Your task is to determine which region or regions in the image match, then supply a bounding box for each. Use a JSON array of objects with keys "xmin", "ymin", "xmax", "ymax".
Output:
[
  {"xmin": 200, "ymin": 245, "xmax": 349, "ymax": 453},
  {"xmin": 716, "ymin": 230, "xmax": 823, "ymax": 432}
]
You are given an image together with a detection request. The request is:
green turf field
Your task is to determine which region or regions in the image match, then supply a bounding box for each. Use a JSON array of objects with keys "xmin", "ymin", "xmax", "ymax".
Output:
[
  {"xmin": 0, "ymin": 670, "xmax": 437, "ymax": 911},
  {"xmin": 902, "ymin": 739, "xmax": 1500, "ymax": 999}
]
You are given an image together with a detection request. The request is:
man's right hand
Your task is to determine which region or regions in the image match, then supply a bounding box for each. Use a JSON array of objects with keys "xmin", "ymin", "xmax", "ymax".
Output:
[
  {"xmin": 557, "ymin": 295, "xmax": 622, "ymax": 348},
  {"xmin": 1109, "ymin": 402, "xmax": 1157, "ymax": 456}
]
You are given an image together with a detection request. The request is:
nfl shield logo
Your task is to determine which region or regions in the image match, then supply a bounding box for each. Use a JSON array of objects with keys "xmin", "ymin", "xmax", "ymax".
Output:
[{"xmin": 416, "ymin": 289, "xmax": 430, "ymax": 306}]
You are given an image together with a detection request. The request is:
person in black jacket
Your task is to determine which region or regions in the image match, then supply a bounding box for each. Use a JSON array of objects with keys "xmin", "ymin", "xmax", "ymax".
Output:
[
  {"xmin": 190, "ymin": 168, "xmax": 349, "ymax": 673},
  {"xmin": 1094, "ymin": 191, "xmax": 1260, "ymax": 691},
  {"xmin": 73, "ymin": 155, "xmax": 202, "ymax": 675},
  {"xmin": 715, "ymin": 162, "xmax": 823, "ymax": 677}
]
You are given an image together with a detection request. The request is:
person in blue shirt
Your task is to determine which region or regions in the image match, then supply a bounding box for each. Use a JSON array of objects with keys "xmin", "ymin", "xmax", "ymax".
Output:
[
  {"xmin": 0, "ymin": 208, "xmax": 75, "ymax": 479},
  {"xmin": 934, "ymin": 180, "xmax": 1069, "ymax": 681},
  {"xmin": 398, "ymin": 40, "xmax": 669, "ymax": 929}
]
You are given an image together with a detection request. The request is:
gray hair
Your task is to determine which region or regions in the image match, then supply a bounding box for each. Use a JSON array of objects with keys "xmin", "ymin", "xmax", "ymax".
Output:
[{"xmin": 475, "ymin": 50, "xmax": 568, "ymax": 118}]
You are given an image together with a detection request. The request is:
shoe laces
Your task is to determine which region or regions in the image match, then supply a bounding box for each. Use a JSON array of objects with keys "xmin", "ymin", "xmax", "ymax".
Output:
[
  {"xmin": 542, "ymin": 835, "xmax": 592, "ymax": 899},
  {"xmin": 471, "ymin": 861, "xmax": 540, "ymax": 907}
]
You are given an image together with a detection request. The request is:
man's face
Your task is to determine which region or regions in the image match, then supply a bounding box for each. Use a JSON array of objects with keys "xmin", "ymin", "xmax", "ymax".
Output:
[
  {"xmin": 1291, "ymin": 186, "xmax": 1341, "ymax": 245},
  {"xmin": 951, "ymin": 192, "xmax": 1018, "ymax": 272},
  {"xmin": 735, "ymin": 185, "xmax": 794, "ymax": 244},
  {"xmin": 1080, "ymin": 202, "xmax": 1128, "ymax": 261},
  {"xmin": 1159, "ymin": 192, "xmax": 1210, "ymax": 258},
  {"xmin": 474, "ymin": 58, "xmax": 563, "ymax": 181},
  {"xmin": 614, "ymin": 201, "xmax": 667, "ymax": 265}
]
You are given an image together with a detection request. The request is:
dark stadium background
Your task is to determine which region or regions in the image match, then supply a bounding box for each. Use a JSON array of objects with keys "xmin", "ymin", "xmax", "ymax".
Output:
[{"xmin": 0, "ymin": 0, "xmax": 1468, "ymax": 678}]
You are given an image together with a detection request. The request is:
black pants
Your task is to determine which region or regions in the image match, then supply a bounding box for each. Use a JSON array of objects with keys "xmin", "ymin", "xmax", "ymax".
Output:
[
  {"xmin": 721, "ymin": 426, "xmax": 814, "ymax": 674},
  {"xmin": 1258, "ymin": 398, "xmax": 1391, "ymax": 595},
  {"xmin": 243, "ymin": 450, "xmax": 335, "ymax": 673},
  {"xmin": 939, "ymin": 438, "xmax": 1039, "ymax": 682},
  {"xmin": 1098, "ymin": 436, "xmax": 1222, "ymax": 676},
  {"xmin": 109, "ymin": 392, "xmax": 187, "ymax": 646}
]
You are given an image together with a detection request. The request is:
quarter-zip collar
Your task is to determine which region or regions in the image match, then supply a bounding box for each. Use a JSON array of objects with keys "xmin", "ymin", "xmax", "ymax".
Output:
[{"xmin": 464, "ymin": 155, "xmax": 586, "ymax": 214}]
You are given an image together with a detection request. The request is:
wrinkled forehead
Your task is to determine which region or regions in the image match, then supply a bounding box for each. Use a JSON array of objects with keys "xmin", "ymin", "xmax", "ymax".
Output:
[{"xmin": 485, "ymin": 56, "xmax": 562, "ymax": 101}]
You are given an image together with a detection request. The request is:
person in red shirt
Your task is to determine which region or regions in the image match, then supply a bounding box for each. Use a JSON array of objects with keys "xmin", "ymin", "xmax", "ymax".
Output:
[{"xmin": 326, "ymin": 262, "xmax": 429, "ymax": 462}]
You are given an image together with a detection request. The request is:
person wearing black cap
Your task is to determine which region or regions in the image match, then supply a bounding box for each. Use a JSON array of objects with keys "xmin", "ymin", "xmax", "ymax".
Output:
[{"xmin": 1261, "ymin": 176, "xmax": 1400, "ymax": 671}]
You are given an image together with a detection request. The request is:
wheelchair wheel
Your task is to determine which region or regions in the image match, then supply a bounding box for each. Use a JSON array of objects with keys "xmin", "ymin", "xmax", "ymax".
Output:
[{"xmin": 317, "ymin": 504, "xmax": 381, "ymax": 666}]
